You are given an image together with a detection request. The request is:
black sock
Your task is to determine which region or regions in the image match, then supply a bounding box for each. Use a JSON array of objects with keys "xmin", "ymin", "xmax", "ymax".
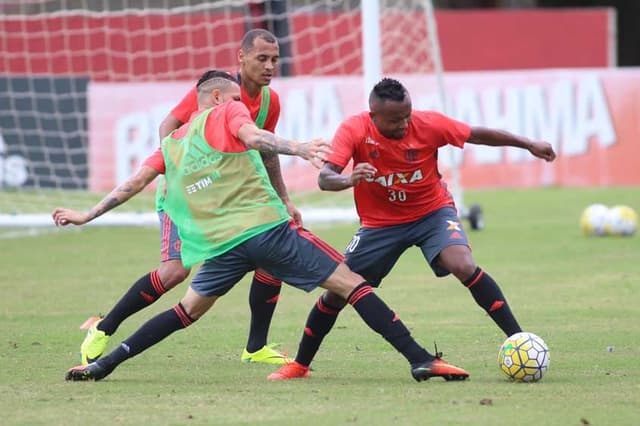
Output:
[
  {"xmin": 348, "ymin": 283, "xmax": 431, "ymax": 365},
  {"xmin": 245, "ymin": 271, "xmax": 282, "ymax": 352},
  {"xmin": 98, "ymin": 303, "xmax": 195, "ymax": 371},
  {"xmin": 295, "ymin": 295, "xmax": 343, "ymax": 367},
  {"xmin": 463, "ymin": 267, "xmax": 522, "ymax": 336},
  {"xmin": 99, "ymin": 270, "xmax": 166, "ymax": 336}
]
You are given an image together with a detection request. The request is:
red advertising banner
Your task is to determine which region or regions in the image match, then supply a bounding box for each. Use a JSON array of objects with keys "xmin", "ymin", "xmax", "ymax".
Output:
[
  {"xmin": 88, "ymin": 68, "xmax": 640, "ymax": 192},
  {"xmin": 88, "ymin": 82, "xmax": 190, "ymax": 191}
]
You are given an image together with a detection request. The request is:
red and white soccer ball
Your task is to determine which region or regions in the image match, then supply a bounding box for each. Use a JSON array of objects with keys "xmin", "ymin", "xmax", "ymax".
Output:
[{"xmin": 498, "ymin": 332, "xmax": 550, "ymax": 383}]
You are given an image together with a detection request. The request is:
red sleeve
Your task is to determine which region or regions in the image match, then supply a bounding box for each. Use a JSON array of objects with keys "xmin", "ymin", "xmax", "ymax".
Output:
[
  {"xmin": 326, "ymin": 116, "xmax": 361, "ymax": 168},
  {"xmin": 225, "ymin": 100, "xmax": 254, "ymax": 136},
  {"xmin": 170, "ymin": 87, "xmax": 198, "ymax": 124},
  {"xmin": 142, "ymin": 147, "xmax": 166, "ymax": 174},
  {"xmin": 428, "ymin": 112, "xmax": 471, "ymax": 148},
  {"xmin": 262, "ymin": 88, "xmax": 280, "ymax": 132},
  {"xmin": 203, "ymin": 101, "xmax": 254, "ymax": 152}
]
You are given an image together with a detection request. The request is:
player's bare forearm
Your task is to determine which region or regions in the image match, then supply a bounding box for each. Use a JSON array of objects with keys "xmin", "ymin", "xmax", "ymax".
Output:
[
  {"xmin": 54, "ymin": 167, "xmax": 157, "ymax": 226},
  {"xmin": 318, "ymin": 162, "xmax": 351, "ymax": 191},
  {"xmin": 88, "ymin": 166, "xmax": 159, "ymax": 221},
  {"xmin": 468, "ymin": 127, "xmax": 532, "ymax": 149},
  {"xmin": 468, "ymin": 127, "xmax": 556, "ymax": 161},
  {"xmin": 237, "ymin": 123, "xmax": 331, "ymax": 168},
  {"xmin": 260, "ymin": 151, "xmax": 289, "ymax": 201},
  {"xmin": 249, "ymin": 130, "xmax": 302, "ymax": 156},
  {"xmin": 319, "ymin": 162, "xmax": 377, "ymax": 191}
]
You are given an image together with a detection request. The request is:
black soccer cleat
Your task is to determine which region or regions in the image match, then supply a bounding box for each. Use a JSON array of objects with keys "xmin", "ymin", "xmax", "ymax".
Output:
[{"xmin": 65, "ymin": 361, "xmax": 112, "ymax": 382}]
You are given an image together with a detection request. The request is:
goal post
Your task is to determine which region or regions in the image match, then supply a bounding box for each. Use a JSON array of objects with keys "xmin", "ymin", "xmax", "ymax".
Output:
[{"xmin": 0, "ymin": 0, "xmax": 476, "ymax": 228}]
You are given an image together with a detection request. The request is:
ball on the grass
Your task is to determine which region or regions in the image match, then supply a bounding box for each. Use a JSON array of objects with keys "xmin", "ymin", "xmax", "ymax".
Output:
[
  {"xmin": 580, "ymin": 204, "xmax": 609, "ymax": 236},
  {"xmin": 498, "ymin": 332, "xmax": 550, "ymax": 383},
  {"xmin": 604, "ymin": 205, "xmax": 637, "ymax": 236}
]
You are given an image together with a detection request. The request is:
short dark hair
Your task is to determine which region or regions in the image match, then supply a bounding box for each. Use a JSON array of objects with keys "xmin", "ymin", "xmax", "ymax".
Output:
[
  {"xmin": 196, "ymin": 69, "xmax": 237, "ymax": 88},
  {"xmin": 369, "ymin": 78, "xmax": 408, "ymax": 103},
  {"xmin": 241, "ymin": 28, "xmax": 277, "ymax": 51},
  {"xmin": 196, "ymin": 70, "xmax": 238, "ymax": 102}
]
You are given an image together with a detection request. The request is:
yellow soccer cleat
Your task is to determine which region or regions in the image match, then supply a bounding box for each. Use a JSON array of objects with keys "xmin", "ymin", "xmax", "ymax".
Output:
[
  {"xmin": 80, "ymin": 318, "xmax": 110, "ymax": 365},
  {"xmin": 241, "ymin": 343, "xmax": 291, "ymax": 365}
]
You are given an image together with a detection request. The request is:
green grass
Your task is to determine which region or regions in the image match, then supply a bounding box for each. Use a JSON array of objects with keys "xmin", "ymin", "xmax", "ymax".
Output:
[{"xmin": 1, "ymin": 187, "xmax": 640, "ymax": 425}]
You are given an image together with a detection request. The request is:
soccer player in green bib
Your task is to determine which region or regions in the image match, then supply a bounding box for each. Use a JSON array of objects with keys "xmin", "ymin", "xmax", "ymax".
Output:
[{"xmin": 77, "ymin": 29, "xmax": 294, "ymax": 367}]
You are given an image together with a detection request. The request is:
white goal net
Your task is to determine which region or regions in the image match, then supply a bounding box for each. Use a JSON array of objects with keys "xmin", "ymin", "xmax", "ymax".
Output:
[{"xmin": 0, "ymin": 0, "xmax": 458, "ymax": 227}]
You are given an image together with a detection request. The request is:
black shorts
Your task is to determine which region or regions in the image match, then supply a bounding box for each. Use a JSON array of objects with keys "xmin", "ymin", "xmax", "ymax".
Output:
[
  {"xmin": 191, "ymin": 220, "xmax": 343, "ymax": 297},
  {"xmin": 344, "ymin": 206, "xmax": 470, "ymax": 286}
]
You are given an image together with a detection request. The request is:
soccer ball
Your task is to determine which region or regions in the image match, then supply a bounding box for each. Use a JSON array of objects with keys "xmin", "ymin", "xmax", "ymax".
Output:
[
  {"xmin": 604, "ymin": 205, "xmax": 638, "ymax": 236},
  {"xmin": 498, "ymin": 332, "xmax": 550, "ymax": 382},
  {"xmin": 580, "ymin": 204, "xmax": 609, "ymax": 236}
]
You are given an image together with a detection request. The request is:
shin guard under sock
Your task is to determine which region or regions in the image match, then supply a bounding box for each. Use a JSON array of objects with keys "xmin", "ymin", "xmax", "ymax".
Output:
[
  {"xmin": 99, "ymin": 303, "xmax": 195, "ymax": 370},
  {"xmin": 246, "ymin": 271, "xmax": 282, "ymax": 352},
  {"xmin": 99, "ymin": 270, "xmax": 166, "ymax": 336},
  {"xmin": 463, "ymin": 267, "xmax": 522, "ymax": 336},
  {"xmin": 348, "ymin": 283, "xmax": 431, "ymax": 364},
  {"xmin": 295, "ymin": 295, "xmax": 343, "ymax": 367}
]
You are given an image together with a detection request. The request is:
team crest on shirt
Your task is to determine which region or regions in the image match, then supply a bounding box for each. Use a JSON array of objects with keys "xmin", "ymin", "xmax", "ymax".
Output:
[
  {"xmin": 404, "ymin": 149, "xmax": 419, "ymax": 162},
  {"xmin": 369, "ymin": 150, "xmax": 379, "ymax": 159}
]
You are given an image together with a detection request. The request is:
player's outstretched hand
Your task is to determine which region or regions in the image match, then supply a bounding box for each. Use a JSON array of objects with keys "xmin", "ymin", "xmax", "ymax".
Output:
[
  {"xmin": 301, "ymin": 139, "xmax": 333, "ymax": 169},
  {"xmin": 52, "ymin": 208, "xmax": 90, "ymax": 226},
  {"xmin": 349, "ymin": 162, "xmax": 377, "ymax": 186},
  {"xmin": 529, "ymin": 141, "xmax": 556, "ymax": 162}
]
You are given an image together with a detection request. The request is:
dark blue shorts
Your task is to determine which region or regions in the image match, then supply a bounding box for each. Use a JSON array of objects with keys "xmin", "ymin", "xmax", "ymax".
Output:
[
  {"xmin": 158, "ymin": 211, "xmax": 182, "ymax": 262},
  {"xmin": 191, "ymin": 220, "xmax": 343, "ymax": 297},
  {"xmin": 344, "ymin": 206, "xmax": 470, "ymax": 286}
]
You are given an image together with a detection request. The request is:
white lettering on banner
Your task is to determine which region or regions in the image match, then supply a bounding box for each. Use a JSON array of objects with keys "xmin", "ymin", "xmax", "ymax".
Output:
[
  {"xmin": 572, "ymin": 73, "xmax": 616, "ymax": 154},
  {"xmin": 444, "ymin": 73, "xmax": 615, "ymax": 165},
  {"xmin": 476, "ymin": 87, "xmax": 519, "ymax": 164},
  {"xmin": 0, "ymin": 131, "xmax": 28, "ymax": 187},
  {"xmin": 114, "ymin": 102, "xmax": 173, "ymax": 184}
]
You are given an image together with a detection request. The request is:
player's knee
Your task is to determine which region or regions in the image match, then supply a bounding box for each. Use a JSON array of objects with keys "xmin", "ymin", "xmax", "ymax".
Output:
[
  {"xmin": 158, "ymin": 261, "xmax": 191, "ymax": 288},
  {"xmin": 321, "ymin": 263, "xmax": 365, "ymax": 300},
  {"xmin": 453, "ymin": 261, "xmax": 478, "ymax": 282},
  {"xmin": 322, "ymin": 291, "xmax": 348, "ymax": 310},
  {"xmin": 439, "ymin": 246, "xmax": 476, "ymax": 281},
  {"xmin": 446, "ymin": 258, "xmax": 476, "ymax": 281}
]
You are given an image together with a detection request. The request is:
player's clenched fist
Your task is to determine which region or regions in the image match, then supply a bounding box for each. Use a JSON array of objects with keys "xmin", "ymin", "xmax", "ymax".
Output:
[{"xmin": 349, "ymin": 162, "xmax": 377, "ymax": 186}]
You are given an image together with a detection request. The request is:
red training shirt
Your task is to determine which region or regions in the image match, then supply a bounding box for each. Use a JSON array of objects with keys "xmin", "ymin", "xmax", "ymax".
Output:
[
  {"xmin": 144, "ymin": 100, "xmax": 254, "ymax": 173},
  {"xmin": 170, "ymin": 83, "xmax": 280, "ymax": 132},
  {"xmin": 327, "ymin": 111, "xmax": 471, "ymax": 227}
]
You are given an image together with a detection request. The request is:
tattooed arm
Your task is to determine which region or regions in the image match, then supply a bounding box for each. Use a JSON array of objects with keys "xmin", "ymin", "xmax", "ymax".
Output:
[
  {"xmin": 52, "ymin": 166, "xmax": 159, "ymax": 226},
  {"xmin": 236, "ymin": 123, "xmax": 331, "ymax": 169}
]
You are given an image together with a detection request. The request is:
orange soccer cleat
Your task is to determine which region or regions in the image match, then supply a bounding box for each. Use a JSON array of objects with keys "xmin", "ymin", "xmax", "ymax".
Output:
[
  {"xmin": 411, "ymin": 357, "xmax": 470, "ymax": 382},
  {"xmin": 267, "ymin": 361, "xmax": 310, "ymax": 381}
]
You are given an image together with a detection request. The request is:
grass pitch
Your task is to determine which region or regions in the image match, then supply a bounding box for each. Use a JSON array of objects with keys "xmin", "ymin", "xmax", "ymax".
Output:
[{"xmin": 1, "ymin": 187, "xmax": 639, "ymax": 425}]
